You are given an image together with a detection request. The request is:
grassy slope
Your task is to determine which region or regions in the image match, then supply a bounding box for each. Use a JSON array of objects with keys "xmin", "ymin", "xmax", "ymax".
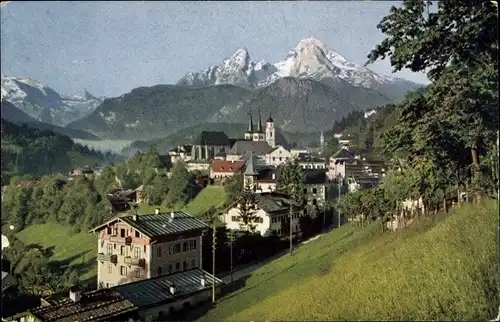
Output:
[
  {"xmin": 16, "ymin": 223, "xmax": 97, "ymax": 282},
  {"xmin": 199, "ymin": 200, "xmax": 499, "ymax": 321},
  {"xmin": 138, "ymin": 186, "xmax": 228, "ymax": 216}
]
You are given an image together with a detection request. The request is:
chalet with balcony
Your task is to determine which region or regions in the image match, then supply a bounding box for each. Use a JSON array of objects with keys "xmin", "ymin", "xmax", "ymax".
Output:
[{"xmin": 89, "ymin": 211, "xmax": 209, "ymax": 289}]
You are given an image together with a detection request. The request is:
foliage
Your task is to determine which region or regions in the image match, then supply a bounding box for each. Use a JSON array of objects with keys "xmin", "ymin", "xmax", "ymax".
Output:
[
  {"xmin": 276, "ymin": 158, "xmax": 305, "ymax": 201},
  {"xmin": 322, "ymin": 136, "xmax": 340, "ymax": 158},
  {"xmin": 196, "ymin": 200, "xmax": 499, "ymax": 321},
  {"xmin": 0, "ymin": 118, "xmax": 116, "ymax": 185},
  {"xmin": 237, "ymin": 179, "xmax": 259, "ymax": 232},
  {"xmin": 224, "ymin": 174, "xmax": 243, "ymax": 203}
]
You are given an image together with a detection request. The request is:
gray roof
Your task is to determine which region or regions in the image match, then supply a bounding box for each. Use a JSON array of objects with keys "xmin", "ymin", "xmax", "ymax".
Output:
[
  {"xmin": 114, "ymin": 268, "xmax": 222, "ymax": 309},
  {"xmin": 230, "ymin": 140, "xmax": 272, "ymax": 156},
  {"xmin": 253, "ymin": 192, "xmax": 302, "ymax": 213},
  {"xmin": 332, "ymin": 148, "xmax": 356, "ymax": 159},
  {"xmin": 91, "ymin": 211, "xmax": 209, "ymax": 238},
  {"xmin": 193, "ymin": 131, "xmax": 230, "ymax": 146},
  {"xmin": 303, "ymin": 169, "xmax": 328, "ymax": 185},
  {"xmin": 29, "ymin": 289, "xmax": 136, "ymax": 322},
  {"xmin": 243, "ymin": 151, "xmax": 258, "ymax": 176}
]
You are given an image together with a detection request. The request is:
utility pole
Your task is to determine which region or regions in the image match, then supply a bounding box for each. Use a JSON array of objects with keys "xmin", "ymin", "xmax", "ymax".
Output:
[
  {"xmin": 289, "ymin": 205, "xmax": 293, "ymax": 254},
  {"xmin": 337, "ymin": 175, "xmax": 342, "ymax": 228},
  {"xmin": 212, "ymin": 223, "xmax": 216, "ymax": 303},
  {"xmin": 227, "ymin": 230, "xmax": 235, "ymax": 283}
]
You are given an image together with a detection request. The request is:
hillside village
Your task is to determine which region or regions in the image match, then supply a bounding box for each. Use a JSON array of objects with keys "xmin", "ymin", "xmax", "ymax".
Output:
[{"xmin": 1, "ymin": 109, "xmax": 394, "ymax": 322}]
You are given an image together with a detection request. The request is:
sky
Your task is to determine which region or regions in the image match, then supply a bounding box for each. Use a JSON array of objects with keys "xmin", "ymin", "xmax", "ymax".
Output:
[{"xmin": 1, "ymin": 1, "xmax": 429, "ymax": 98}]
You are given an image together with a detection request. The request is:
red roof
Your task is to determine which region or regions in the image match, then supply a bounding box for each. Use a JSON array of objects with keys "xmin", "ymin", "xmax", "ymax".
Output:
[{"xmin": 211, "ymin": 160, "xmax": 245, "ymax": 173}]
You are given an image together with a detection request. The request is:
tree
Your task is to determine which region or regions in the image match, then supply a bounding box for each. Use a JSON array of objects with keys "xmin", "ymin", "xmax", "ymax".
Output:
[
  {"xmin": 276, "ymin": 158, "xmax": 305, "ymax": 201},
  {"xmin": 323, "ymin": 136, "xmax": 341, "ymax": 158},
  {"xmin": 146, "ymin": 174, "xmax": 169, "ymax": 206},
  {"xmin": 238, "ymin": 178, "xmax": 259, "ymax": 232},
  {"xmin": 224, "ymin": 173, "xmax": 243, "ymax": 203},
  {"xmin": 367, "ymin": 1, "xmax": 498, "ymax": 204},
  {"xmin": 165, "ymin": 161, "xmax": 190, "ymax": 207}
]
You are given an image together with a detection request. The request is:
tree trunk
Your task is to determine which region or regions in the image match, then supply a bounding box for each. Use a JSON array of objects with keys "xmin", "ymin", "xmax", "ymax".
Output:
[
  {"xmin": 443, "ymin": 198, "xmax": 447, "ymax": 213},
  {"xmin": 471, "ymin": 147, "xmax": 482, "ymax": 202}
]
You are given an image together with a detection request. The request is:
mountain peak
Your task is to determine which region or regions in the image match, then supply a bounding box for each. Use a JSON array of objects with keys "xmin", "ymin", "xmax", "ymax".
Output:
[{"xmin": 296, "ymin": 37, "xmax": 327, "ymax": 51}]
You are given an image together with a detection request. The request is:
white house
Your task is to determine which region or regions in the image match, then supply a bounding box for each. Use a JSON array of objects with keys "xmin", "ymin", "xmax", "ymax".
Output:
[
  {"xmin": 221, "ymin": 192, "xmax": 304, "ymax": 237},
  {"xmin": 264, "ymin": 146, "xmax": 293, "ymax": 167}
]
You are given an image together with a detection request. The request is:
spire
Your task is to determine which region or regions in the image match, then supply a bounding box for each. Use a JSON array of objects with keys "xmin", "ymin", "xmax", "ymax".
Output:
[
  {"xmin": 267, "ymin": 112, "xmax": 273, "ymax": 123},
  {"xmin": 244, "ymin": 151, "xmax": 258, "ymax": 176},
  {"xmin": 257, "ymin": 108, "xmax": 263, "ymax": 133},
  {"xmin": 247, "ymin": 109, "xmax": 254, "ymax": 133}
]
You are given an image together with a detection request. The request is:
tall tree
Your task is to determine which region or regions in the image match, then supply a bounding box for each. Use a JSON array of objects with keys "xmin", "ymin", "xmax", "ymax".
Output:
[
  {"xmin": 238, "ymin": 178, "xmax": 259, "ymax": 232},
  {"xmin": 276, "ymin": 158, "xmax": 305, "ymax": 202},
  {"xmin": 165, "ymin": 161, "xmax": 190, "ymax": 207}
]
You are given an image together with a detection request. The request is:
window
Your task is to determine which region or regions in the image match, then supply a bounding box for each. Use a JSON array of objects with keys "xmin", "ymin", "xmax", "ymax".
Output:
[
  {"xmin": 157, "ymin": 246, "xmax": 162, "ymax": 258},
  {"xmin": 106, "ymin": 243, "xmax": 113, "ymax": 255},
  {"xmin": 191, "ymin": 258, "xmax": 196, "ymax": 268},
  {"xmin": 134, "ymin": 268, "xmax": 141, "ymax": 278},
  {"xmin": 303, "ymin": 188, "xmax": 307, "ymax": 194},
  {"xmin": 189, "ymin": 240, "xmax": 197, "ymax": 251},
  {"xmin": 135, "ymin": 231, "xmax": 140, "ymax": 238},
  {"xmin": 120, "ymin": 229, "xmax": 125, "ymax": 238},
  {"xmin": 107, "ymin": 227, "xmax": 112, "ymax": 235},
  {"xmin": 272, "ymin": 157, "xmax": 276, "ymax": 161},
  {"xmin": 157, "ymin": 266, "xmax": 163, "ymax": 276},
  {"xmin": 134, "ymin": 247, "xmax": 141, "ymax": 259},
  {"xmin": 255, "ymin": 217, "xmax": 263, "ymax": 224},
  {"xmin": 108, "ymin": 264, "xmax": 113, "ymax": 274},
  {"xmin": 168, "ymin": 264, "xmax": 173, "ymax": 274},
  {"xmin": 175, "ymin": 262, "xmax": 180, "ymax": 271},
  {"xmin": 174, "ymin": 243, "xmax": 181, "ymax": 254},
  {"xmin": 312, "ymin": 188, "xmax": 317, "ymax": 194},
  {"xmin": 231, "ymin": 216, "xmax": 240, "ymax": 222},
  {"xmin": 312, "ymin": 199, "xmax": 317, "ymax": 205},
  {"xmin": 183, "ymin": 242, "xmax": 188, "ymax": 252},
  {"xmin": 144, "ymin": 245, "xmax": 146, "ymax": 253},
  {"xmin": 183, "ymin": 261, "xmax": 188, "ymax": 271},
  {"xmin": 120, "ymin": 266, "xmax": 127, "ymax": 276},
  {"xmin": 120, "ymin": 245, "xmax": 125, "ymax": 256},
  {"xmin": 168, "ymin": 244, "xmax": 173, "ymax": 255}
]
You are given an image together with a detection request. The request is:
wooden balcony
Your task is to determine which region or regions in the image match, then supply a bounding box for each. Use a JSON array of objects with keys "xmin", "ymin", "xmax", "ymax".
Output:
[
  {"xmin": 97, "ymin": 253, "xmax": 118, "ymax": 264},
  {"xmin": 124, "ymin": 256, "xmax": 146, "ymax": 267},
  {"xmin": 109, "ymin": 236, "xmax": 132, "ymax": 245}
]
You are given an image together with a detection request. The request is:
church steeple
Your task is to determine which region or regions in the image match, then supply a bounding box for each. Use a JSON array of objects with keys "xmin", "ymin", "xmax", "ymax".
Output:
[
  {"xmin": 257, "ymin": 108, "xmax": 263, "ymax": 133},
  {"xmin": 247, "ymin": 110, "xmax": 254, "ymax": 133}
]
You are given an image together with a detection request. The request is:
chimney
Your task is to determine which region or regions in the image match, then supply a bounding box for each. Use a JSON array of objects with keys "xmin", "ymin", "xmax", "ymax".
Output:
[
  {"xmin": 200, "ymin": 275, "xmax": 206, "ymax": 287},
  {"xmin": 69, "ymin": 288, "xmax": 82, "ymax": 303},
  {"xmin": 169, "ymin": 282, "xmax": 176, "ymax": 295},
  {"xmin": 272, "ymin": 173, "xmax": 275, "ymax": 180},
  {"xmin": 155, "ymin": 208, "xmax": 160, "ymax": 215},
  {"xmin": 132, "ymin": 214, "xmax": 138, "ymax": 221},
  {"xmin": 170, "ymin": 212, "xmax": 175, "ymax": 219}
]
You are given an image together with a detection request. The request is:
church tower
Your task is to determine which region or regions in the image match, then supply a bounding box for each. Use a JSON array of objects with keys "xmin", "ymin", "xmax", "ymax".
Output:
[
  {"xmin": 244, "ymin": 110, "xmax": 254, "ymax": 140},
  {"xmin": 265, "ymin": 113, "xmax": 276, "ymax": 148},
  {"xmin": 320, "ymin": 131, "xmax": 325, "ymax": 150},
  {"xmin": 253, "ymin": 108, "xmax": 266, "ymax": 142}
]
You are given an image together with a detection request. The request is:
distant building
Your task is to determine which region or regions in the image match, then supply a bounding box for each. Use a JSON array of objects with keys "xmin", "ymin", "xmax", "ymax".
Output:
[
  {"xmin": 264, "ymin": 146, "xmax": 293, "ymax": 167},
  {"xmin": 296, "ymin": 155, "xmax": 327, "ymax": 170},
  {"xmin": 169, "ymin": 145, "xmax": 192, "ymax": 164},
  {"xmin": 89, "ymin": 211, "xmax": 209, "ymax": 289},
  {"xmin": 210, "ymin": 160, "xmax": 245, "ymax": 181},
  {"xmin": 191, "ymin": 131, "xmax": 232, "ymax": 161}
]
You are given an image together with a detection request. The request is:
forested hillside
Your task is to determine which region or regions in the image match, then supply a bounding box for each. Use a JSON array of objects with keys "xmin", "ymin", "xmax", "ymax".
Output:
[{"xmin": 0, "ymin": 118, "xmax": 114, "ymax": 184}]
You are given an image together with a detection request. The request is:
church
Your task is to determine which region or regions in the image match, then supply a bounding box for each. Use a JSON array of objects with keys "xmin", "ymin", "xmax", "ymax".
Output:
[{"xmin": 190, "ymin": 108, "xmax": 278, "ymax": 162}]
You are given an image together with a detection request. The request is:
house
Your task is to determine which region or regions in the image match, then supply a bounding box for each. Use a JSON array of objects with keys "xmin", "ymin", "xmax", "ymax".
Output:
[
  {"xmin": 297, "ymin": 155, "xmax": 327, "ymax": 170},
  {"xmin": 220, "ymin": 192, "xmax": 304, "ymax": 237},
  {"xmin": 185, "ymin": 160, "xmax": 211, "ymax": 172},
  {"xmin": 191, "ymin": 131, "xmax": 231, "ymax": 161},
  {"xmin": 264, "ymin": 146, "xmax": 293, "ymax": 167},
  {"xmin": 89, "ymin": 211, "xmax": 209, "ymax": 289},
  {"xmin": 68, "ymin": 167, "xmax": 94, "ymax": 178},
  {"xmin": 209, "ymin": 160, "xmax": 245, "ymax": 181},
  {"xmin": 107, "ymin": 189, "xmax": 137, "ymax": 214},
  {"xmin": 169, "ymin": 145, "xmax": 192, "ymax": 164},
  {"xmin": 302, "ymin": 169, "xmax": 329, "ymax": 208},
  {"xmin": 327, "ymin": 147, "xmax": 357, "ymax": 180},
  {"xmin": 22, "ymin": 271, "xmax": 223, "ymax": 322}
]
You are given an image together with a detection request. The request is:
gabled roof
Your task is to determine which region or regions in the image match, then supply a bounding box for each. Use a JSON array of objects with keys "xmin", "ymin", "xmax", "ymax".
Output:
[
  {"xmin": 243, "ymin": 151, "xmax": 258, "ymax": 176},
  {"xmin": 230, "ymin": 140, "xmax": 272, "ymax": 156},
  {"xmin": 89, "ymin": 211, "xmax": 209, "ymax": 238},
  {"xmin": 303, "ymin": 169, "xmax": 328, "ymax": 185},
  {"xmin": 211, "ymin": 160, "xmax": 245, "ymax": 173},
  {"xmin": 254, "ymin": 192, "xmax": 302, "ymax": 213},
  {"xmin": 332, "ymin": 147, "xmax": 356, "ymax": 159},
  {"xmin": 193, "ymin": 131, "xmax": 230, "ymax": 146}
]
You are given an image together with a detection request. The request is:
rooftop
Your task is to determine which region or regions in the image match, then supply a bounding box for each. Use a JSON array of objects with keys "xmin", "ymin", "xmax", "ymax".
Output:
[
  {"xmin": 113, "ymin": 268, "xmax": 223, "ymax": 309},
  {"xmin": 229, "ymin": 140, "xmax": 273, "ymax": 156},
  {"xmin": 211, "ymin": 160, "xmax": 245, "ymax": 173},
  {"xmin": 29, "ymin": 289, "xmax": 137, "ymax": 322},
  {"xmin": 254, "ymin": 192, "xmax": 302, "ymax": 214},
  {"xmin": 90, "ymin": 211, "xmax": 209, "ymax": 238},
  {"xmin": 193, "ymin": 131, "xmax": 230, "ymax": 146}
]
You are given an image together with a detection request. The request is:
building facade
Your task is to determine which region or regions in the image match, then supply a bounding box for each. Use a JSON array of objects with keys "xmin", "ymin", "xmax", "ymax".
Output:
[{"xmin": 90, "ymin": 211, "xmax": 209, "ymax": 289}]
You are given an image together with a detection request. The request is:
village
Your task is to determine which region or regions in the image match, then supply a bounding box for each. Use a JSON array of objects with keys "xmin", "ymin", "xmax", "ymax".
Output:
[{"xmin": 2, "ymin": 110, "xmax": 392, "ymax": 322}]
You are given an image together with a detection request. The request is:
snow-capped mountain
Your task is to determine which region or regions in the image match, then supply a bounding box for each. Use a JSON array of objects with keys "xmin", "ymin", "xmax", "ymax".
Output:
[
  {"xmin": 178, "ymin": 37, "xmax": 421, "ymax": 100},
  {"xmin": 1, "ymin": 74, "xmax": 104, "ymax": 126}
]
